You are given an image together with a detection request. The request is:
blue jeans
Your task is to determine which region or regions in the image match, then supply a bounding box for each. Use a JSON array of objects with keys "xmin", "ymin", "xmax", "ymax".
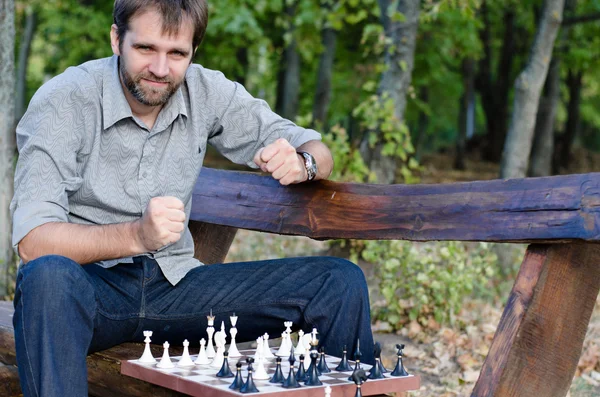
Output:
[{"xmin": 13, "ymin": 255, "xmax": 374, "ymax": 396}]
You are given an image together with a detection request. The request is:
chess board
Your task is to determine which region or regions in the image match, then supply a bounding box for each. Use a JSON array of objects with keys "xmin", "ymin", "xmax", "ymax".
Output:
[{"xmin": 121, "ymin": 349, "xmax": 420, "ymax": 396}]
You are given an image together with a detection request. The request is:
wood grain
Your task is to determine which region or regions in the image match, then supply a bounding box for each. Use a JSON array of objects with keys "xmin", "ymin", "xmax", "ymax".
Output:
[
  {"xmin": 188, "ymin": 221, "xmax": 238, "ymax": 264},
  {"xmin": 191, "ymin": 168, "xmax": 600, "ymax": 243},
  {"xmin": 472, "ymin": 243, "xmax": 600, "ymax": 397}
]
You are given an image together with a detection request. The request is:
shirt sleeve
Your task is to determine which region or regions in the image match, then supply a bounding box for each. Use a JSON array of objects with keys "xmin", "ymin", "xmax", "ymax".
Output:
[
  {"xmin": 207, "ymin": 74, "xmax": 322, "ymax": 168},
  {"xmin": 10, "ymin": 69, "xmax": 90, "ymax": 251}
]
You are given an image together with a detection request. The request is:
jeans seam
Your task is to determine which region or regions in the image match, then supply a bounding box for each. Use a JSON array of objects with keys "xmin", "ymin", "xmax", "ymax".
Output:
[{"xmin": 18, "ymin": 283, "xmax": 40, "ymax": 397}]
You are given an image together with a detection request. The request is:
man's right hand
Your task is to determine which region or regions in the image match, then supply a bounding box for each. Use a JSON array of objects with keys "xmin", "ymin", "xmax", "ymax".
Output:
[{"xmin": 134, "ymin": 196, "xmax": 186, "ymax": 252}]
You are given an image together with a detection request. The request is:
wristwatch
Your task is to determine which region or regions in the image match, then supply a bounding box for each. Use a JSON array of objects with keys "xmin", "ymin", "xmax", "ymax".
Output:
[{"xmin": 298, "ymin": 151, "xmax": 318, "ymax": 181}]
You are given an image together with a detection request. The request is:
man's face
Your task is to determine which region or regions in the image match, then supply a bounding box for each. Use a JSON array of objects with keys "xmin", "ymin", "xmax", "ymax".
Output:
[{"xmin": 110, "ymin": 8, "xmax": 195, "ymax": 107}]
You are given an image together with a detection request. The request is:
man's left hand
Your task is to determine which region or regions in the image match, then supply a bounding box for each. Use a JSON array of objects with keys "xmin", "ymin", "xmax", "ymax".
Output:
[{"xmin": 253, "ymin": 138, "xmax": 307, "ymax": 185}]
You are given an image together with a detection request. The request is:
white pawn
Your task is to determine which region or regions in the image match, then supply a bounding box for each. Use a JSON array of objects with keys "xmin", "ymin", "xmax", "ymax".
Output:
[
  {"xmin": 157, "ymin": 341, "xmax": 175, "ymax": 369},
  {"xmin": 206, "ymin": 311, "xmax": 216, "ymax": 358},
  {"xmin": 294, "ymin": 330, "xmax": 305, "ymax": 355},
  {"xmin": 138, "ymin": 330, "xmax": 156, "ymax": 364},
  {"xmin": 325, "ymin": 385, "xmax": 332, "ymax": 397},
  {"xmin": 211, "ymin": 330, "xmax": 226, "ymax": 369},
  {"xmin": 254, "ymin": 336, "xmax": 264, "ymax": 361},
  {"xmin": 177, "ymin": 339, "xmax": 195, "ymax": 367},
  {"xmin": 195, "ymin": 338, "xmax": 211, "ymax": 365},
  {"xmin": 263, "ymin": 333, "xmax": 275, "ymax": 359},
  {"xmin": 253, "ymin": 340, "xmax": 270, "ymax": 380},
  {"xmin": 228, "ymin": 314, "xmax": 241, "ymax": 357}
]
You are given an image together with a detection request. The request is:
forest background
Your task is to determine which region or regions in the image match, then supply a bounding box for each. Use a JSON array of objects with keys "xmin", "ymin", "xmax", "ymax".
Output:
[{"xmin": 1, "ymin": 0, "xmax": 600, "ymax": 395}]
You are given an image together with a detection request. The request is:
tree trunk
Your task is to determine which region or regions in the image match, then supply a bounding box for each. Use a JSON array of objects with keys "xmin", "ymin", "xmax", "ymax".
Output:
[
  {"xmin": 455, "ymin": 58, "xmax": 476, "ymax": 170},
  {"xmin": 414, "ymin": 86, "xmax": 428, "ymax": 162},
  {"xmin": 312, "ymin": 25, "xmax": 337, "ymax": 129},
  {"xmin": 556, "ymin": 69, "xmax": 583, "ymax": 172},
  {"xmin": 360, "ymin": 0, "xmax": 420, "ymax": 184},
  {"xmin": 275, "ymin": 1, "xmax": 300, "ymax": 121},
  {"xmin": 0, "ymin": 0, "xmax": 16, "ymax": 297},
  {"xmin": 15, "ymin": 7, "xmax": 36, "ymax": 123},
  {"xmin": 500, "ymin": 0, "xmax": 565, "ymax": 179},
  {"xmin": 529, "ymin": 57, "xmax": 560, "ymax": 177}
]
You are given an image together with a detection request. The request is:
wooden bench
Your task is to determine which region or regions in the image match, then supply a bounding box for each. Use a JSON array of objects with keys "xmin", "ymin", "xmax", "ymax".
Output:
[{"xmin": 1, "ymin": 167, "xmax": 599, "ymax": 397}]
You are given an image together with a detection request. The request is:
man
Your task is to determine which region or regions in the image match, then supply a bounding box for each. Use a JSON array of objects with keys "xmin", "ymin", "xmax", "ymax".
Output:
[{"xmin": 10, "ymin": 1, "xmax": 374, "ymax": 395}]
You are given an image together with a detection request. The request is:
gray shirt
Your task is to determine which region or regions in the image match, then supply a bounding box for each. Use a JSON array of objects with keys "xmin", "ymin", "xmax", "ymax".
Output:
[{"xmin": 10, "ymin": 55, "xmax": 321, "ymax": 285}]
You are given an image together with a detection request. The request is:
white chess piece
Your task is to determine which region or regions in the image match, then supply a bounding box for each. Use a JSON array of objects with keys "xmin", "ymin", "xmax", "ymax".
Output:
[
  {"xmin": 263, "ymin": 333, "xmax": 275, "ymax": 359},
  {"xmin": 138, "ymin": 330, "xmax": 157, "ymax": 364},
  {"xmin": 254, "ymin": 336, "xmax": 264, "ymax": 361},
  {"xmin": 325, "ymin": 385, "xmax": 332, "ymax": 397},
  {"xmin": 302, "ymin": 333, "xmax": 312, "ymax": 359},
  {"xmin": 177, "ymin": 339, "xmax": 195, "ymax": 367},
  {"xmin": 276, "ymin": 331, "xmax": 290, "ymax": 357},
  {"xmin": 284, "ymin": 321, "xmax": 293, "ymax": 334},
  {"xmin": 194, "ymin": 338, "xmax": 211, "ymax": 365},
  {"xmin": 294, "ymin": 330, "xmax": 305, "ymax": 355},
  {"xmin": 211, "ymin": 329, "xmax": 226, "ymax": 368},
  {"xmin": 228, "ymin": 314, "xmax": 241, "ymax": 357},
  {"xmin": 156, "ymin": 341, "xmax": 175, "ymax": 369},
  {"xmin": 253, "ymin": 340, "xmax": 270, "ymax": 380},
  {"xmin": 206, "ymin": 311, "xmax": 216, "ymax": 358}
]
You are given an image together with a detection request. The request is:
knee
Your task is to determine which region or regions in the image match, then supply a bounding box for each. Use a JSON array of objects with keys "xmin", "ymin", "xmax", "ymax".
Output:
[
  {"xmin": 323, "ymin": 257, "xmax": 368, "ymax": 293},
  {"xmin": 16, "ymin": 255, "xmax": 93, "ymax": 305}
]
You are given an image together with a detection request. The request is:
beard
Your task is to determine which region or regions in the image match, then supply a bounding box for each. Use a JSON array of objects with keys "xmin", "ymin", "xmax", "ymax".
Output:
[{"xmin": 119, "ymin": 56, "xmax": 182, "ymax": 107}]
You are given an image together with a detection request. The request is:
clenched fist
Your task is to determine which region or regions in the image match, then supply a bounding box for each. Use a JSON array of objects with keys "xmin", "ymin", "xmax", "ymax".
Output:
[
  {"xmin": 134, "ymin": 196, "xmax": 186, "ymax": 252},
  {"xmin": 253, "ymin": 138, "xmax": 307, "ymax": 185}
]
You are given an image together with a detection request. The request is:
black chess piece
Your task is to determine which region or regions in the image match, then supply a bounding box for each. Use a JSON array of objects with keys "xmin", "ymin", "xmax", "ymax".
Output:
[
  {"xmin": 296, "ymin": 354, "xmax": 307, "ymax": 381},
  {"xmin": 368, "ymin": 343, "xmax": 385, "ymax": 379},
  {"xmin": 269, "ymin": 357, "xmax": 285, "ymax": 383},
  {"xmin": 282, "ymin": 352, "xmax": 302, "ymax": 388},
  {"xmin": 335, "ymin": 345, "xmax": 353, "ymax": 371},
  {"xmin": 229, "ymin": 361, "xmax": 245, "ymax": 390},
  {"xmin": 351, "ymin": 369, "xmax": 368, "ymax": 397},
  {"xmin": 304, "ymin": 351, "xmax": 323, "ymax": 386},
  {"xmin": 390, "ymin": 344, "xmax": 409, "ymax": 377},
  {"xmin": 317, "ymin": 346, "xmax": 331, "ymax": 373},
  {"xmin": 217, "ymin": 351, "xmax": 234, "ymax": 378},
  {"xmin": 240, "ymin": 358, "xmax": 260, "ymax": 393},
  {"xmin": 348, "ymin": 340, "xmax": 363, "ymax": 381},
  {"xmin": 374, "ymin": 342, "xmax": 389, "ymax": 373}
]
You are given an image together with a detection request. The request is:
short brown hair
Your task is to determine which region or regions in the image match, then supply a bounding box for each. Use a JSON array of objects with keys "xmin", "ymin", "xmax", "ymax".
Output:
[{"xmin": 113, "ymin": 0, "xmax": 209, "ymax": 49}]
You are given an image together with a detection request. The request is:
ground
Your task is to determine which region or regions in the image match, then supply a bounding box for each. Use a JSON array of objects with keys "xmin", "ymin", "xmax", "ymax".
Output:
[{"xmin": 222, "ymin": 149, "xmax": 600, "ymax": 397}]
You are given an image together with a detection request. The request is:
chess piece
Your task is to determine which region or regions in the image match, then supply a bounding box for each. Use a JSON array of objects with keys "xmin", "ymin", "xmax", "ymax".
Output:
[
  {"xmin": 177, "ymin": 339, "xmax": 195, "ymax": 367},
  {"xmin": 269, "ymin": 357, "xmax": 285, "ymax": 383},
  {"xmin": 211, "ymin": 328, "xmax": 227, "ymax": 368},
  {"xmin": 282, "ymin": 352, "xmax": 301, "ymax": 388},
  {"xmin": 138, "ymin": 330, "xmax": 156, "ymax": 364},
  {"xmin": 206, "ymin": 310, "xmax": 216, "ymax": 358},
  {"xmin": 195, "ymin": 338, "xmax": 211, "ymax": 365},
  {"xmin": 228, "ymin": 314, "xmax": 242, "ymax": 357},
  {"xmin": 317, "ymin": 346, "xmax": 331, "ymax": 373},
  {"xmin": 156, "ymin": 341, "xmax": 175, "ymax": 369},
  {"xmin": 335, "ymin": 345, "xmax": 352, "ymax": 371},
  {"xmin": 368, "ymin": 342, "xmax": 385, "ymax": 379},
  {"xmin": 374, "ymin": 341, "xmax": 388, "ymax": 373},
  {"xmin": 391, "ymin": 344, "xmax": 409, "ymax": 377},
  {"xmin": 240, "ymin": 358, "xmax": 260, "ymax": 393},
  {"xmin": 294, "ymin": 330, "xmax": 305, "ymax": 355},
  {"xmin": 229, "ymin": 361, "xmax": 245, "ymax": 390},
  {"xmin": 296, "ymin": 354, "xmax": 307, "ymax": 381},
  {"xmin": 254, "ymin": 336, "xmax": 264, "ymax": 361},
  {"xmin": 348, "ymin": 340, "xmax": 363, "ymax": 381},
  {"xmin": 325, "ymin": 385, "xmax": 332, "ymax": 397},
  {"xmin": 305, "ymin": 338, "xmax": 321, "ymax": 379},
  {"xmin": 351, "ymin": 369, "xmax": 368, "ymax": 397},
  {"xmin": 276, "ymin": 331, "xmax": 292, "ymax": 357},
  {"xmin": 305, "ymin": 351, "xmax": 323, "ymax": 386},
  {"xmin": 263, "ymin": 333, "xmax": 275, "ymax": 359},
  {"xmin": 253, "ymin": 342, "xmax": 270, "ymax": 380},
  {"xmin": 217, "ymin": 351, "xmax": 234, "ymax": 378}
]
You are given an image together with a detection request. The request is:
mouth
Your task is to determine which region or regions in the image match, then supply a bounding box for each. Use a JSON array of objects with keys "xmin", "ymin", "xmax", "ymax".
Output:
[{"xmin": 141, "ymin": 78, "xmax": 169, "ymax": 88}]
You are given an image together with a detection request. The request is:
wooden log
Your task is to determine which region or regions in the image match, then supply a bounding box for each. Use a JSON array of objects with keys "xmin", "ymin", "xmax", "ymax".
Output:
[
  {"xmin": 0, "ymin": 364, "xmax": 21, "ymax": 397},
  {"xmin": 188, "ymin": 221, "xmax": 238, "ymax": 264},
  {"xmin": 472, "ymin": 243, "xmax": 600, "ymax": 397},
  {"xmin": 191, "ymin": 168, "xmax": 600, "ymax": 243}
]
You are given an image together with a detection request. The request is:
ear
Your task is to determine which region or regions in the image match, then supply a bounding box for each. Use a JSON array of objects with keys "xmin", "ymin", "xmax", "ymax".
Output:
[{"xmin": 110, "ymin": 24, "xmax": 121, "ymax": 56}]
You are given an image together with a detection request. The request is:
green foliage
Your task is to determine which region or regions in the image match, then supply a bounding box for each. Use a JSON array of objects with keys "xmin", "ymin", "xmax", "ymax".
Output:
[{"xmin": 363, "ymin": 240, "xmax": 498, "ymax": 330}]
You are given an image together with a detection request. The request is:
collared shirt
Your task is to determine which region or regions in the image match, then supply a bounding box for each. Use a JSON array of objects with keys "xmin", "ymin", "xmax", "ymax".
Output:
[{"xmin": 10, "ymin": 55, "xmax": 321, "ymax": 285}]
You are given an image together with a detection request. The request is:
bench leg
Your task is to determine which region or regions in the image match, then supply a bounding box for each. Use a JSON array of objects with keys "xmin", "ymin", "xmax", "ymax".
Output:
[{"xmin": 472, "ymin": 243, "xmax": 600, "ymax": 397}]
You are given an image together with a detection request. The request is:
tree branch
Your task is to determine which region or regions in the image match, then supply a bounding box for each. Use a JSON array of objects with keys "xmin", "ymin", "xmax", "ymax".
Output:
[{"xmin": 563, "ymin": 12, "xmax": 600, "ymax": 26}]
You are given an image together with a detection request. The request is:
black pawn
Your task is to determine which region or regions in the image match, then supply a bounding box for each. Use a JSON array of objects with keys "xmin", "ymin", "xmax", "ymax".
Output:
[
  {"xmin": 335, "ymin": 345, "xmax": 353, "ymax": 371},
  {"xmin": 282, "ymin": 353, "xmax": 301, "ymax": 388},
  {"xmin": 217, "ymin": 351, "xmax": 234, "ymax": 378},
  {"xmin": 305, "ymin": 351, "xmax": 323, "ymax": 386},
  {"xmin": 391, "ymin": 344, "xmax": 409, "ymax": 377},
  {"xmin": 269, "ymin": 357, "xmax": 285, "ymax": 383},
  {"xmin": 229, "ymin": 362, "xmax": 244, "ymax": 390},
  {"xmin": 296, "ymin": 354, "xmax": 307, "ymax": 381},
  {"xmin": 317, "ymin": 346, "xmax": 331, "ymax": 373},
  {"xmin": 240, "ymin": 358, "xmax": 259, "ymax": 394},
  {"xmin": 351, "ymin": 369, "xmax": 368, "ymax": 397}
]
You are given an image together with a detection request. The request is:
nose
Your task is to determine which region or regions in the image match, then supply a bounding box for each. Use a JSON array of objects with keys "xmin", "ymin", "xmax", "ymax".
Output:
[{"xmin": 148, "ymin": 54, "xmax": 169, "ymax": 78}]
